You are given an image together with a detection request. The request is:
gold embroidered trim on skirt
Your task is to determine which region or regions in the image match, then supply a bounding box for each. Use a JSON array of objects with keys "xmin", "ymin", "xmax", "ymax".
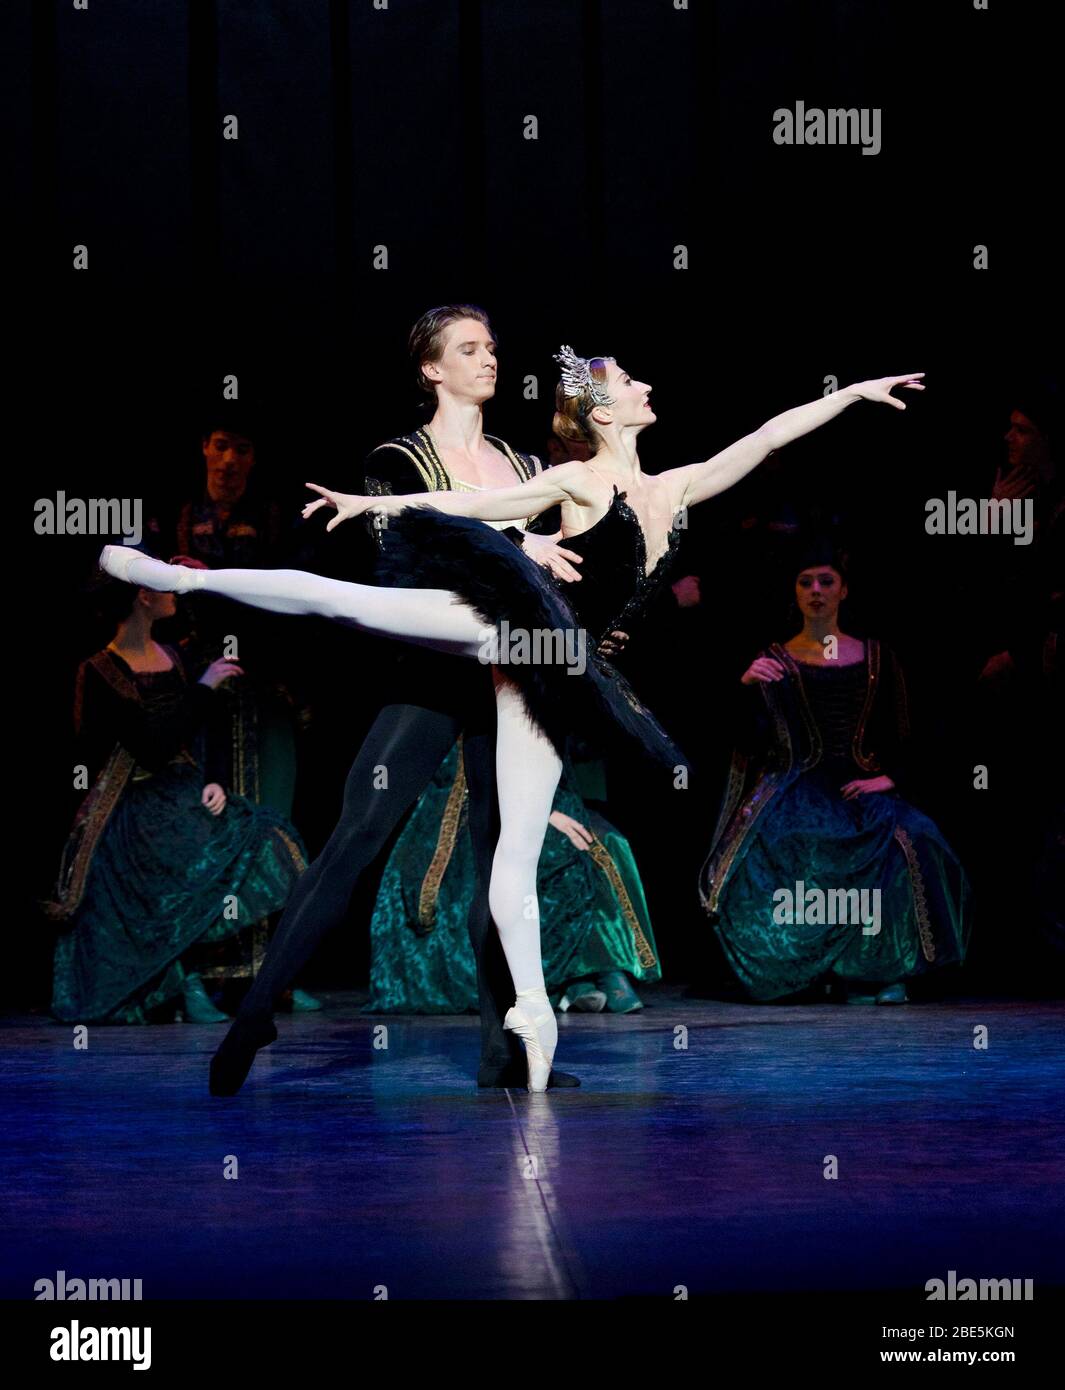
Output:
[
  {"xmin": 41, "ymin": 745, "xmax": 137, "ymax": 922},
  {"xmin": 587, "ymin": 837, "xmax": 658, "ymax": 970},
  {"xmin": 703, "ymin": 775, "xmax": 785, "ymax": 915},
  {"xmin": 417, "ymin": 742, "xmax": 468, "ymax": 929},
  {"xmin": 273, "ymin": 825, "xmax": 308, "ymax": 874},
  {"xmin": 893, "ymin": 824, "xmax": 936, "ymax": 962}
]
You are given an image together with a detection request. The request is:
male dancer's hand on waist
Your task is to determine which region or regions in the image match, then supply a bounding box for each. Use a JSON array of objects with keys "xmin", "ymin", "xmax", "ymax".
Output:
[{"xmin": 521, "ymin": 532, "xmax": 584, "ymax": 583}]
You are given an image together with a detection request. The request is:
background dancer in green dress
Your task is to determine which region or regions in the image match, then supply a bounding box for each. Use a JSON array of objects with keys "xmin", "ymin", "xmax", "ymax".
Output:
[
  {"xmin": 45, "ymin": 579, "xmax": 307, "ymax": 1024},
  {"xmin": 366, "ymin": 741, "xmax": 659, "ymax": 1015},
  {"xmin": 700, "ymin": 545, "xmax": 970, "ymax": 1002}
]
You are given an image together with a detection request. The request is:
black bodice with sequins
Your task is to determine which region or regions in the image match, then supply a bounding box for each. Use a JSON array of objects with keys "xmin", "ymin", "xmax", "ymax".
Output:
[{"xmin": 560, "ymin": 487, "xmax": 683, "ymax": 644}]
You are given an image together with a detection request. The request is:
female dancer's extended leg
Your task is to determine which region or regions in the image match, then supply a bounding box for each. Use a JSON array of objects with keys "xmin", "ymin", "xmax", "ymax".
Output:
[{"xmin": 100, "ymin": 551, "xmax": 497, "ymax": 659}]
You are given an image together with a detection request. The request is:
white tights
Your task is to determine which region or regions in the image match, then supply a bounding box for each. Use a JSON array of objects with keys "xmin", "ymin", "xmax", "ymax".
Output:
[
  {"xmin": 124, "ymin": 556, "xmax": 562, "ymax": 1013},
  {"xmin": 198, "ymin": 564, "xmax": 497, "ymax": 659}
]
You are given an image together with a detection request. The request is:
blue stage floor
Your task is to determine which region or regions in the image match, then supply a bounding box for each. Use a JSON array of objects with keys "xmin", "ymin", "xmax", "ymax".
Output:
[{"xmin": 3, "ymin": 989, "xmax": 1063, "ymax": 1300}]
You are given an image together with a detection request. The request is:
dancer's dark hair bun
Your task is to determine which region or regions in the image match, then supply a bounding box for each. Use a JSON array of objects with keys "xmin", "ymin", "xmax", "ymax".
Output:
[
  {"xmin": 791, "ymin": 534, "xmax": 850, "ymax": 581},
  {"xmin": 84, "ymin": 570, "xmax": 141, "ymax": 631}
]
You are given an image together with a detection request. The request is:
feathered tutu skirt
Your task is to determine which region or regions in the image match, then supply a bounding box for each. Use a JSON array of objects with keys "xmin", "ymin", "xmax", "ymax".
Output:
[{"xmin": 374, "ymin": 507, "xmax": 687, "ymax": 777}]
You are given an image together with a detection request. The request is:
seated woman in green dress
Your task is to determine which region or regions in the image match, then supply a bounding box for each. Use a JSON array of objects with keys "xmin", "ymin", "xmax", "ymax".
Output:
[
  {"xmin": 699, "ymin": 543, "xmax": 970, "ymax": 1003},
  {"xmin": 365, "ymin": 743, "xmax": 660, "ymax": 1016},
  {"xmin": 45, "ymin": 576, "xmax": 308, "ymax": 1024}
]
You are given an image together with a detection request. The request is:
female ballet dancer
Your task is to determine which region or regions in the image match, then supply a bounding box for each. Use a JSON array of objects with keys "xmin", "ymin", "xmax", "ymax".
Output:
[{"xmin": 100, "ymin": 353, "xmax": 923, "ymax": 1088}]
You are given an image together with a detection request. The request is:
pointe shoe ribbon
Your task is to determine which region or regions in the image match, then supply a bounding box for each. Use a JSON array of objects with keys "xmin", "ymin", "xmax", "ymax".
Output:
[{"xmin": 503, "ymin": 987, "xmax": 557, "ymax": 1093}]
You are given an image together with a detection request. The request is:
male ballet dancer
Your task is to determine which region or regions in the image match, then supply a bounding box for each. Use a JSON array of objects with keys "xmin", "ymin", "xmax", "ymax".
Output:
[{"xmin": 209, "ymin": 304, "xmax": 600, "ymax": 1094}]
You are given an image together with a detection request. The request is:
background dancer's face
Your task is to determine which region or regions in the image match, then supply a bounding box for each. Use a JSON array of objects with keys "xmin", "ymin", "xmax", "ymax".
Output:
[
  {"xmin": 421, "ymin": 318, "xmax": 498, "ymax": 405},
  {"xmin": 1004, "ymin": 409, "xmax": 1052, "ymax": 484},
  {"xmin": 794, "ymin": 566, "xmax": 846, "ymax": 622},
  {"xmin": 202, "ymin": 430, "xmax": 256, "ymax": 505},
  {"xmin": 131, "ymin": 588, "xmax": 177, "ymax": 625}
]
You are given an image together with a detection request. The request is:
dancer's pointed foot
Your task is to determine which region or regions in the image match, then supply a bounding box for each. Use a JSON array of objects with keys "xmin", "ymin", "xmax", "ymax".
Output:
[
  {"xmin": 208, "ymin": 1015, "xmax": 278, "ymax": 1096},
  {"xmin": 502, "ymin": 987, "xmax": 557, "ymax": 1093},
  {"xmin": 99, "ymin": 545, "xmax": 206, "ymax": 593}
]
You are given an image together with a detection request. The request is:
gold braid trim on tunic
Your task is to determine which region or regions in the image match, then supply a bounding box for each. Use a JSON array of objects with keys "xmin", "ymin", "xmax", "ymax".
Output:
[
  {"xmin": 367, "ymin": 440, "xmax": 440, "ymax": 493},
  {"xmin": 229, "ymin": 684, "xmax": 257, "ymax": 799},
  {"xmin": 366, "ymin": 431, "xmax": 536, "ymax": 513},
  {"xmin": 770, "ymin": 643, "xmax": 824, "ymax": 772},
  {"xmin": 850, "ymin": 638, "xmax": 882, "ymax": 771}
]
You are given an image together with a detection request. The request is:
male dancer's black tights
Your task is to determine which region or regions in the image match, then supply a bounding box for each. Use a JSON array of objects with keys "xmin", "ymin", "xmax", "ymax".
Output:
[{"xmin": 235, "ymin": 697, "xmax": 524, "ymax": 1078}]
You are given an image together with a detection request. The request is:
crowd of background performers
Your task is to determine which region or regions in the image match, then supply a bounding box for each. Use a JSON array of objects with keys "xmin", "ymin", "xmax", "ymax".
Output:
[{"xmin": 38, "ymin": 383, "xmax": 1062, "ymax": 1028}]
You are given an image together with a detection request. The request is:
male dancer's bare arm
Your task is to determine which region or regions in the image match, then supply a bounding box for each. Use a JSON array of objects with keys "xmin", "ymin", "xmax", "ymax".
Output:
[{"xmin": 670, "ymin": 373, "xmax": 925, "ymax": 510}]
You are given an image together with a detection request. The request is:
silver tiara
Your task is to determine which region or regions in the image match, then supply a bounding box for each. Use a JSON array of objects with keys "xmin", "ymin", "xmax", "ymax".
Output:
[{"xmin": 553, "ymin": 344, "xmax": 616, "ymax": 407}]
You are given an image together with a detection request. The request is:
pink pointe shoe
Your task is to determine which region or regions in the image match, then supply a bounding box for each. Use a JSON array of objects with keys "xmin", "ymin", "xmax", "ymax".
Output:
[
  {"xmin": 98, "ymin": 545, "xmax": 205, "ymax": 594},
  {"xmin": 503, "ymin": 987, "xmax": 557, "ymax": 1093}
]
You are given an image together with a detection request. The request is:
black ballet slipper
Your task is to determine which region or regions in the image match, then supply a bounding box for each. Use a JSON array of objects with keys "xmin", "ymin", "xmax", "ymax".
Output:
[
  {"xmin": 208, "ymin": 1015, "xmax": 278, "ymax": 1096},
  {"xmin": 546, "ymin": 1068, "xmax": 581, "ymax": 1089},
  {"xmin": 477, "ymin": 1062, "xmax": 581, "ymax": 1089}
]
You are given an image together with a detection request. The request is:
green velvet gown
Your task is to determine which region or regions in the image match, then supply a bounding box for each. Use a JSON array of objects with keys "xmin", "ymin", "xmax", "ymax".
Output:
[
  {"xmin": 700, "ymin": 640, "xmax": 970, "ymax": 999},
  {"xmin": 47, "ymin": 646, "xmax": 307, "ymax": 1023},
  {"xmin": 365, "ymin": 744, "xmax": 661, "ymax": 1012}
]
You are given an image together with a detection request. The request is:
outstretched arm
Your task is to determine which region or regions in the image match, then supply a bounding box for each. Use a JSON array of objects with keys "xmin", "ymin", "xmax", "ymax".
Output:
[
  {"xmin": 670, "ymin": 374, "xmax": 925, "ymax": 510},
  {"xmin": 303, "ymin": 461, "xmax": 583, "ymax": 533}
]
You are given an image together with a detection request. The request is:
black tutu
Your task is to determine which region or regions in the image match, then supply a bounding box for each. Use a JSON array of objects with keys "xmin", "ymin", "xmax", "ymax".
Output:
[{"xmin": 374, "ymin": 506, "xmax": 688, "ymax": 776}]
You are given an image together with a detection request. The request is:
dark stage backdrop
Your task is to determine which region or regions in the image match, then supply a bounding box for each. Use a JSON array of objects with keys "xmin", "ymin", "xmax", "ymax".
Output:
[{"xmin": 14, "ymin": 1, "xmax": 1058, "ymax": 1005}]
